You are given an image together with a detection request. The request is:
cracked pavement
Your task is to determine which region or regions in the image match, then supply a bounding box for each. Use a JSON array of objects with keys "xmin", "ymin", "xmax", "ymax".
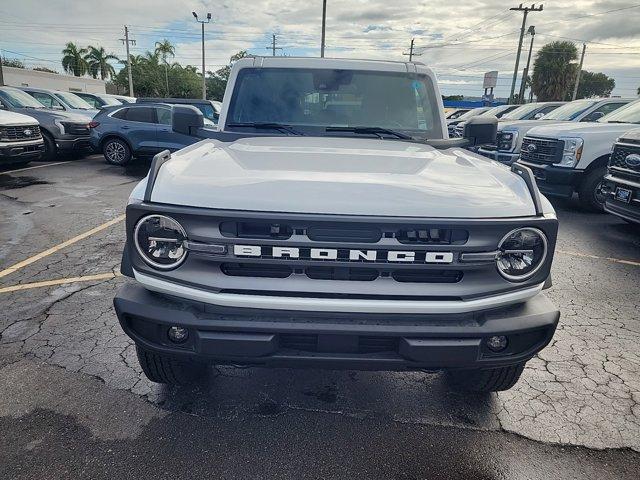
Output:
[{"xmin": 1, "ymin": 156, "xmax": 639, "ymax": 479}]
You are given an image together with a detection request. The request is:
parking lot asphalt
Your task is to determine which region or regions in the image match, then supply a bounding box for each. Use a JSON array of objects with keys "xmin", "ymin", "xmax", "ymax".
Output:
[{"xmin": 1, "ymin": 155, "xmax": 639, "ymax": 479}]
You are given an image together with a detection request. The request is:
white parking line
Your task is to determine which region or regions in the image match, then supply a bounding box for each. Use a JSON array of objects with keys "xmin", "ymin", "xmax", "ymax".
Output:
[
  {"xmin": 2, "ymin": 161, "xmax": 73, "ymax": 175},
  {"xmin": 557, "ymin": 249, "xmax": 640, "ymax": 267}
]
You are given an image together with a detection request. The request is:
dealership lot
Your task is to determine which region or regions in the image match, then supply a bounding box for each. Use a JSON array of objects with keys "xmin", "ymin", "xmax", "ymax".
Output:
[{"xmin": 1, "ymin": 155, "xmax": 640, "ymax": 478}]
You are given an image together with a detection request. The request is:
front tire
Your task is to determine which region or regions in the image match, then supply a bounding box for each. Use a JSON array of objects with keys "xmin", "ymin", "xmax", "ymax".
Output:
[
  {"xmin": 41, "ymin": 132, "xmax": 57, "ymax": 161},
  {"xmin": 446, "ymin": 363, "xmax": 526, "ymax": 392},
  {"xmin": 103, "ymin": 137, "xmax": 132, "ymax": 166},
  {"xmin": 136, "ymin": 345, "xmax": 208, "ymax": 385},
  {"xmin": 578, "ymin": 167, "xmax": 607, "ymax": 212}
]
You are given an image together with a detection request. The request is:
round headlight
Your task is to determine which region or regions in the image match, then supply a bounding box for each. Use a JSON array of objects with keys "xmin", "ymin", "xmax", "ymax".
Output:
[
  {"xmin": 496, "ymin": 227, "xmax": 547, "ymax": 281},
  {"xmin": 134, "ymin": 214, "xmax": 187, "ymax": 269}
]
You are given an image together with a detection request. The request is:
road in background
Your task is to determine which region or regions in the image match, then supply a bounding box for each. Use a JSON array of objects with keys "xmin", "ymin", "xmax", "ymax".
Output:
[{"xmin": 1, "ymin": 156, "xmax": 639, "ymax": 479}]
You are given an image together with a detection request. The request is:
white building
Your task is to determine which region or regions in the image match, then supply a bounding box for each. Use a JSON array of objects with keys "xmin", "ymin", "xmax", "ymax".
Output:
[{"xmin": 2, "ymin": 66, "xmax": 106, "ymax": 93}]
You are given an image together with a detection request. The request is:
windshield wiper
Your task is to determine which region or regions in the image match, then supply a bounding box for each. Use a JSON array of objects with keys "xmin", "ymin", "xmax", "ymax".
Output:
[
  {"xmin": 226, "ymin": 122, "xmax": 304, "ymax": 136},
  {"xmin": 325, "ymin": 126, "xmax": 413, "ymax": 140},
  {"xmin": 605, "ymin": 120, "xmax": 632, "ymax": 124}
]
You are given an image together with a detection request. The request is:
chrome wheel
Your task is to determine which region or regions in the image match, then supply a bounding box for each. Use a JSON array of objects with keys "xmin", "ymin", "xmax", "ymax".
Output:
[{"xmin": 105, "ymin": 141, "xmax": 127, "ymax": 164}]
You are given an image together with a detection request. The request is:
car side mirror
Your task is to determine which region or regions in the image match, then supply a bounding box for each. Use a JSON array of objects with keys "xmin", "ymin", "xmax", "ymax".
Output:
[
  {"xmin": 463, "ymin": 116, "xmax": 497, "ymax": 147},
  {"xmin": 590, "ymin": 111, "xmax": 605, "ymax": 120},
  {"xmin": 533, "ymin": 112, "xmax": 545, "ymax": 120},
  {"xmin": 52, "ymin": 105, "xmax": 65, "ymax": 111},
  {"xmin": 172, "ymin": 105, "xmax": 204, "ymax": 136}
]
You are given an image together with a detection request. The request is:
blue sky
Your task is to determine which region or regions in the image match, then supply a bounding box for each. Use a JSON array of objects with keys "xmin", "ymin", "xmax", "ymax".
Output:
[{"xmin": 1, "ymin": 0, "xmax": 639, "ymax": 98}]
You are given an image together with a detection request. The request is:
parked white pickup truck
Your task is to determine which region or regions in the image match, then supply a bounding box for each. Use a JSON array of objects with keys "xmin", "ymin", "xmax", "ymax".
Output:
[
  {"xmin": 114, "ymin": 57, "xmax": 560, "ymax": 393},
  {"xmin": 0, "ymin": 109, "xmax": 45, "ymax": 166},
  {"xmin": 479, "ymin": 98, "xmax": 633, "ymax": 165},
  {"xmin": 517, "ymin": 99, "xmax": 640, "ymax": 211}
]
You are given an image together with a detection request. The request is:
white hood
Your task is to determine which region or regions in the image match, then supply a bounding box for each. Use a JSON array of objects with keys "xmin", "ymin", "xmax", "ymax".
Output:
[
  {"xmin": 527, "ymin": 121, "xmax": 638, "ymax": 138},
  {"xmin": 147, "ymin": 136, "xmax": 538, "ymax": 218},
  {"xmin": 0, "ymin": 109, "xmax": 39, "ymax": 126}
]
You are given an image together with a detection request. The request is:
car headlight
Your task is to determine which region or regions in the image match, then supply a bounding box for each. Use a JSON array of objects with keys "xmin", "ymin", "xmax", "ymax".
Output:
[
  {"xmin": 496, "ymin": 227, "xmax": 548, "ymax": 281},
  {"xmin": 134, "ymin": 214, "xmax": 188, "ymax": 269},
  {"xmin": 554, "ymin": 137, "xmax": 583, "ymax": 168},
  {"xmin": 54, "ymin": 120, "xmax": 89, "ymax": 135},
  {"xmin": 498, "ymin": 131, "xmax": 518, "ymax": 151}
]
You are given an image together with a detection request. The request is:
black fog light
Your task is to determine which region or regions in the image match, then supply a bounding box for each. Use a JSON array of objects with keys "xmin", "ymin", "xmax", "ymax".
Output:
[
  {"xmin": 168, "ymin": 326, "xmax": 189, "ymax": 343},
  {"xmin": 486, "ymin": 335, "xmax": 508, "ymax": 352}
]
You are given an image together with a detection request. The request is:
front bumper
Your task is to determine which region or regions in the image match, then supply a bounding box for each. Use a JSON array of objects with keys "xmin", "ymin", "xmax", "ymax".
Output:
[
  {"xmin": 0, "ymin": 140, "xmax": 45, "ymax": 162},
  {"xmin": 56, "ymin": 136, "xmax": 92, "ymax": 152},
  {"xmin": 603, "ymin": 173, "xmax": 640, "ymax": 224},
  {"xmin": 114, "ymin": 283, "xmax": 560, "ymax": 371},
  {"xmin": 477, "ymin": 148, "xmax": 520, "ymax": 165},
  {"xmin": 516, "ymin": 160, "xmax": 583, "ymax": 198}
]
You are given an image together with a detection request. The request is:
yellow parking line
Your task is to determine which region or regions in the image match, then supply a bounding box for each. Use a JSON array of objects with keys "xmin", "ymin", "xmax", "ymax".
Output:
[
  {"xmin": 0, "ymin": 214, "xmax": 126, "ymax": 279},
  {"xmin": 2, "ymin": 161, "xmax": 72, "ymax": 175},
  {"xmin": 0, "ymin": 272, "xmax": 121, "ymax": 294},
  {"xmin": 557, "ymin": 249, "xmax": 640, "ymax": 267}
]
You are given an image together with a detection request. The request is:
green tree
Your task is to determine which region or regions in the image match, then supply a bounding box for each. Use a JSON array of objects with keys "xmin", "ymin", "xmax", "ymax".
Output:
[
  {"xmin": 85, "ymin": 46, "xmax": 119, "ymax": 80},
  {"xmin": 531, "ymin": 41, "xmax": 578, "ymax": 101},
  {"xmin": 61, "ymin": 42, "xmax": 89, "ymax": 76},
  {"xmin": 1, "ymin": 57, "xmax": 25, "ymax": 68},
  {"xmin": 155, "ymin": 39, "xmax": 176, "ymax": 96},
  {"xmin": 205, "ymin": 51, "xmax": 250, "ymax": 101},
  {"xmin": 572, "ymin": 71, "xmax": 615, "ymax": 98}
]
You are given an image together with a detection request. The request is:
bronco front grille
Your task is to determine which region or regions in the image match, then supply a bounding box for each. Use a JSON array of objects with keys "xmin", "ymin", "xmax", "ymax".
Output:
[
  {"xmin": 609, "ymin": 143, "xmax": 640, "ymax": 175},
  {"xmin": 520, "ymin": 137, "xmax": 561, "ymax": 163},
  {"xmin": 0, "ymin": 125, "xmax": 41, "ymax": 142}
]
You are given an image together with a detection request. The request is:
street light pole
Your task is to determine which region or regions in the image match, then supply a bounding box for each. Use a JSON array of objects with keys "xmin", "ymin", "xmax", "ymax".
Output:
[
  {"xmin": 193, "ymin": 11, "xmax": 211, "ymax": 100},
  {"xmin": 320, "ymin": 0, "xmax": 327, "ymax": 57}
]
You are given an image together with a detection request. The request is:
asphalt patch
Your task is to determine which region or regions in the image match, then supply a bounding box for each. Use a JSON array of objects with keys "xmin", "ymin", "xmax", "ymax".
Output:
[{"xmin": 0, "ymin": 174, "xmax": 49, "ymax": 190}]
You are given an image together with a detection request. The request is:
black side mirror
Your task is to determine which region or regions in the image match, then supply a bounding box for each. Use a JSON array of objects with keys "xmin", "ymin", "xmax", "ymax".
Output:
[
  {"xmin": 172, "ymin": 105, "xmax": 204, "ymax": 136},
  {"xmin": 463, "ymin": 115, "xmax": 498, "ymax": 146}
]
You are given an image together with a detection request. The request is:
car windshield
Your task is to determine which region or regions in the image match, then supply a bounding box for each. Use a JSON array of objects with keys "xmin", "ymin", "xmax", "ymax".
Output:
[
  {"xmin": 99, "ymin": 95, "xmax": 122, "ymax": 106},
  {"xmin": 598, "ymin": 100, "xmax": 640, "ymax": 124},
  {"xmin": 0, "ymin": 88, "xmax": 46, "ymax": 108},
  {"xmin": 542, "ymin": 100, "xmax": 597, "ymax": 121},
  {"xmin": 195, "ymin": 104, "xmax": 219, "ymax": 123},
  {"xmin": 480, "ymin": 105, "xmax": 510, "ymax": 117},
  {"xmin": 501, "ymin": 103, "xmax": 544, "ymax": 120},
  {"xmin": 226, "ymin": 67, "xmax": 442, "ymax": 138},
  {"xmin": 455, "ymin": 107, "xmax": 488, "ymax": 120},
  {"xmin": 55, "ymin": 92, "xmax": 94, "ymax": 109}
]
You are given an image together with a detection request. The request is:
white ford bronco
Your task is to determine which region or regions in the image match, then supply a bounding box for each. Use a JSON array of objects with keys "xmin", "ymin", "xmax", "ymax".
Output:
[{"xmin": 114, "ymin": 57, "xmax": 560, "ymax": 392}]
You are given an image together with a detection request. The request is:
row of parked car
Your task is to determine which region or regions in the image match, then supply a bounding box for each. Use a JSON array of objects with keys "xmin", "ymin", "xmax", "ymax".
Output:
[
  {"xmin": 0, "ymin": 85, "xmax": 221, "ymax": 166},
  {"xmin": 447, "ymin": 98, "xmax": 640, "ymax": 223}
]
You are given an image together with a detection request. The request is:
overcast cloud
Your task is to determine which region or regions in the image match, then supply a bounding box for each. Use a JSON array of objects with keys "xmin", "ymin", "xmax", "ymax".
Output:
[{"xmin": 1, "ymin": 0, "xmax": 639, "ymax": 97}]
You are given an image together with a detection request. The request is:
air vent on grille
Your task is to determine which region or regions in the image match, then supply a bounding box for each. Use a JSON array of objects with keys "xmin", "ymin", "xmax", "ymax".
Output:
[
  {"xmin": 307, "ymin": 226, "xmax": 382, "ymax": 243},
  {"xmin": 221, "ymin": 263, "xmax": 292, "ymax": 278},
  {"xmin": 220, "ymin": 221, "xmax": 293, "ymax": 239},
  {"xmin": 0, "ymin": 125, "xmax": 41, "ymax": 141},
  {"xmin": 520, "ymin": 137, "xmax": 561, "ymax": 163},
  {"xmin": 396, "ymin": 227, "xmax": 467, "ymax": 245},
  {"xmin": 610, "ymin": 144, "xmax": 640, "ymax": 174},
  {"xmin": 392, "ymin": 269, "xmax": 462, "ymax": 283},
  {"xmin": 305, "ymin": 266, "xmax": 378, "ymax": 281},
  {"xmin": 279, "ymin": 334, "xmax": 399, "ymax": 354}
]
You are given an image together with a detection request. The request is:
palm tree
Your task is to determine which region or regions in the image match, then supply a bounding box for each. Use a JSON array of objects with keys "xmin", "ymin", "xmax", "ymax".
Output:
[
  {"xmin": 85, "ymin": 46, "xmax": 119, "ymax": 80},
  {"xmin": 61, "ymin": 42, "xmax": 89, "ymax": 77},
  {"xmin": 531, "ymin": 41, "xmax": 578, "ymax": 101},
  {"xmin": 155, "ymin": 39, "xmax": 175, "ymax": 96}
]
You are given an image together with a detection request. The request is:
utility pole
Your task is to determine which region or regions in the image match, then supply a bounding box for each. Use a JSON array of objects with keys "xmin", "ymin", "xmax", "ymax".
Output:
[
  {"xmin": 403, "ymin": 38, "xmax": 419, "ymax": 62},
  {"xmin": 320, "ymin": 0, "xmax": 327, "ymax": 57},
  {"xmin": 120, "ymin": 26, "xmax": 136, "ymax": 97},
  {"xmin": 0, "ymin": 56, "xmax": 4, "ymax": 87},
  {"xmin": 193, "ymin": 11, "xmax": 212, "ymax": 99},
  {"xmin": 518, "ymin": 25, "xmax": 536, "ymax": 103},
  {"xmin": 266, "ymin": 34, "xmax": 283, "ymax": 56},
  {"xmin": 572, "ymin": 43, "xmax": 586, "ymax": 101},
  {"xmin": 508, "ymin": 4, "xmax": 543, "ymax": 104}
]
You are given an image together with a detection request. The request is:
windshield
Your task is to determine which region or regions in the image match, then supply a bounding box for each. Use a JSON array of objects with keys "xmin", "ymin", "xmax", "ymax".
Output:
[
  {"xmin": 99, "ymin": 95, "xmax": 122, "ymax": 106},
  {"xmin": 0, "ymin": 88, "xmax": 46, "ymax": 108},
  {"xmin": 195, "ymin": 104, "xmax": 219, "ymax": 123},
  {"xmin": 54, "ymin": 92, "xmax": 94, "ymax": 109},
  {"xmin": 542, "ymin": 100, "xmax": 596, "ymax": 121},
  {"xmin": 455, "ymin": 107, "xmax": 489, "ymax": 121},
  {"xmin": 226, "ymin": 67, "xmax": 442, "ymax": 138},
  {"xmin": 481, "ymin": 105, "xmax": 511, "ymax": 117},
  {"xmin": 501, "ymin": 103, "xmax": 544, "ymax": 120},
  {"xmin": 598, "ymin": 100, "xmax": 640, "ymax": 124}
]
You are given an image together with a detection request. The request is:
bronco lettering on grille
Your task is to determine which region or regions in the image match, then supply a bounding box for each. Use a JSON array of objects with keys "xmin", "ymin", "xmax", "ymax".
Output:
[{"xmin": 233, "ymin": 245, "xmax": 454, "ymax": 264}]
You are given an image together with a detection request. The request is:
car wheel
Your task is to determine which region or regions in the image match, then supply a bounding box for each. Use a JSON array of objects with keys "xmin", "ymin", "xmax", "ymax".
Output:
[
  {"xmin": 103, "ymin": 137, "xmax": 132, "ymax": 166},
  {"xmin": 41, "ymin": 132, "xmax": 57, "ymax": 161},
  {"xmin": 578, "ymin": 167, "xmax": 607, "ymax": 212},
  {"xmin": 446, "ymin": 362, "xmax": 526, "ymax": 392},
  {"xmin": 135, "ymin": 345, "xmax": 208, "ymax": 385}
]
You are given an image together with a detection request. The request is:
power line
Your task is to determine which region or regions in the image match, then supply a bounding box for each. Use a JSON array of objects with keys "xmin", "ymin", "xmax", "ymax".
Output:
[
  {"xmin": 508, "ymin": 3, "xmax": 543, "ymax": 104},
  {"xmin": 265, "ymin": 34, "xmax": 283, "ymax": 56}
]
